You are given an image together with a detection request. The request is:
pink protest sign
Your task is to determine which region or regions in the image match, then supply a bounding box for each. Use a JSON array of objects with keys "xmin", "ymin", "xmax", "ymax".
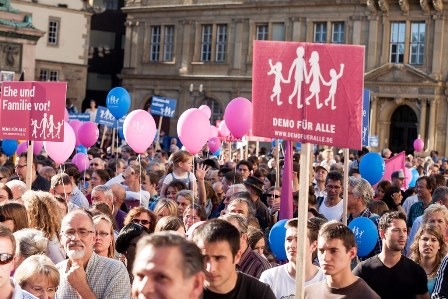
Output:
[
  {"xmin": 0, "ymin": 81, "xmax": 67, "ymax": 141},
  {"xmin": 252, "ymin": 41, "xmax": 365, "ymax": 149}
]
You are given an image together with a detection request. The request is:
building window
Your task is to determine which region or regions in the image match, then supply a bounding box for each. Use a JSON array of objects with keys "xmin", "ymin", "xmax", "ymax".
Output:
[
  {"xmin": 48, "ymin": 18, "xmax": 60, "ymax": 46},
  {"xmin": 163, "ymin": 25, "xmax": 175, "ymax": 61},
  {"xmin": 215, "ymin": 24, "xmax": 227, "ymax": 62},
  {"xmin": 39, "ymin": 69, "xmax": 59, "ymax": 81},
  {"xmin": 150, "ymin": 26, "xmax": 161, "ymax": 62},
  {"xmin": 150, "ymin": 25, "xmax": 175, "ymax": 62},
  {"xmin": 314, "ymin": 22, "xmax": 327, "ymax": 43},
  {"xmin": 410, "ymin": 22, "xmax": 425, "ymax": 65},
  {"xmin": 272, "ymin": 23, "xmax": 285, "ymax": 41},
  {"xmin": 200, "ymin": 24, "xmax": 228, "ymax": 63},
  {"xmin": 332, "ymin": 22, "xmax": 345, "ymax": 44},
  {"xmin": 256, "ymin": 24, "xmax": 268, "ymax": 40},
  {"xmin": 390, "ymin": 22, "xmax": 406, "ymax": 63},
  {"xmin": 201, "ymin": 24, "xmax": 213, "ymax": 62}
]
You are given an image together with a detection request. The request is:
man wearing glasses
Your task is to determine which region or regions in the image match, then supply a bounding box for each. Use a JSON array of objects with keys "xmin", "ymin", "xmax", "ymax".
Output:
[
  {"xmin": 0, "ymin": 225, "xmax": 37, "ymax": 298},
  {"xmin": 318, "ymin": 171, "xmax": 344, "ymax": 221},
  {"xmin": 15, "ymin": 152, "xmax": 50, "ymax": 191},
  {"xmin": 56, "ymin": 210, "xmax": 131, "ymax": 298}
]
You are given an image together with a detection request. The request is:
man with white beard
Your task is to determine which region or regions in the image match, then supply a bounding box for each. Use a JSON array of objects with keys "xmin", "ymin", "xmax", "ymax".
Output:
[{"xmin": 55, "ymin": 210, "xmax": 131, "ymax": 298}]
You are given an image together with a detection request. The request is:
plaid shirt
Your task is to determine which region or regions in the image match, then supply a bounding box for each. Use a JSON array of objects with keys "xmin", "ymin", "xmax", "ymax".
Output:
[
  {"xmin": 56, "ymin": 252, "xmax": 131, "ymax": 299},
  {"xmin": 407, "ymin": 201, "xmax": 428, "ymax": 228}
]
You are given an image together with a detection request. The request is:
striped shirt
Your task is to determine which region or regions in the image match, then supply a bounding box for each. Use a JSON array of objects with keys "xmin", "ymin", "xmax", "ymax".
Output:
[
  {"xmin": 238, "ymin": 246, "xmax": 271, "ymax": 279},
  {"xmin": 55, "ymin": 252, "xmax": 131, "ymax": 299}
]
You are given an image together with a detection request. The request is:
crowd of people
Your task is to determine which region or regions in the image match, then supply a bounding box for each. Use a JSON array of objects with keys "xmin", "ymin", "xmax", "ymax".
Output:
[{"xmin": 1, "ymin": 141, "xmax": 448, "ymax": 298}]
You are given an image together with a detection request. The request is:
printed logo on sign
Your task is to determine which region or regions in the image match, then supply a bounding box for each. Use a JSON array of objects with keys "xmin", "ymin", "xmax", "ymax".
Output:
[{"xmin": 252, "ymin": 41, "xmax": 364, "ymax": 149}]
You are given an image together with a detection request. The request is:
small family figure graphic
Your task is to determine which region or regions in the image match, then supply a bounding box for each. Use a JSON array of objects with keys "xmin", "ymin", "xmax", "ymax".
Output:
[
  {"xmin": 267, "ymin": 46, "xmax": 344, "ymax": 110},
  {"xmin": 31, "ymin": 113, "xmax": 64, "ymax": 139}
]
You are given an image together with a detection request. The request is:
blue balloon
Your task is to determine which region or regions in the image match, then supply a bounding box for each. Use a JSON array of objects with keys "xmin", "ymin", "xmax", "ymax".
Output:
[
  {"xmin": 106, "ymin": 87, "xmax": 131, "ymax": 119},
  {"xmin": 359, "ymin": 152, "xmax": 385, "ymax": 185},
  {"xmin": 2, "ymin": 139, "xmax": 17, "ymax": 156},
  {"xmin": 409, "ymin": 168, "xmax": 419, "ymax": 188},
  {"xmin": 268, "ymin": 219, "xmax": 288, "ymax": 261},
  {"xmin": 213, "ymin": 148, "xmax": 221, "ymax": 157},
  {"xmin": 348, "ymin": 217, "xmax": 378, "ymax": 257},
  {"xmin": 76, "ymin": 145, "xmax": 87, "ymax": 154}
]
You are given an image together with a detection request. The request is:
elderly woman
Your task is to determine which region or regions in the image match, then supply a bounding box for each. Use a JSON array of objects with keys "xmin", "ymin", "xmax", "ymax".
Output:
[
  {"xmin": 93, "ymin": 214, "xmax": 115, "ymax": 259},
  {"xmin": 175, "ymin": 189, "xmax": 194, "ymax": 218},
  {"xmin": 22, "ymin": 190, "xmax": 65, "ymax": 264},
  {"xmin": 13, "ymin": 228, "xmax": 49, "ymax": 270},
  {"xmin": 14, "ymin": 255, "xmax": 60, "ymax": 299},
  {"xmin": 123, "ymin": 206, "xmax": 156, "ymax": 233}
]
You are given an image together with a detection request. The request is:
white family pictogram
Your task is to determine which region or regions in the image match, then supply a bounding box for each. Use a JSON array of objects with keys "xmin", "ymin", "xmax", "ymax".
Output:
[
  {"xmin": 267, "ymin": 47, "xmax": 344, "ymax": 110},
  {"xmin": 31, "ymin": 113, "xmax": 64, "ymax": 139}
]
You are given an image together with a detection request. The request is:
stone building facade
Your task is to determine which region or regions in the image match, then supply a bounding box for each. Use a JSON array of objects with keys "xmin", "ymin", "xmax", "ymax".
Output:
[{"xmin": 121, "ymin": 0, "xmax": 448, "ymax": 156}]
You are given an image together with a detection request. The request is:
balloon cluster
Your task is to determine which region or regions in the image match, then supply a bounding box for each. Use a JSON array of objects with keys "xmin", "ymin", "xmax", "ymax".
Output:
[{"xmin": 176, "ymin": 97, "xmax": 254, "ymax": 155}]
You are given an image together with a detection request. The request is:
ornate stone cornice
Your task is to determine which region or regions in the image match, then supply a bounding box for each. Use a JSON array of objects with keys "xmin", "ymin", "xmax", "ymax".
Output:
[
  {"xmin": 420, "ymin": 0, "xmax": 431, "ymax": 14},
  {"xmin": 399, "ymin": 0, "xmax": 409, "ymax": 15},
  {"xmin": 433, "ymin": 0, "xmax": 443, "ymax": 12},
  {"xmin": 366, "ymin": 0, "xmax": 378, "ymax": 14},
  {"xmin": 378, "ymin": 0, "xmax": 390, "ymax": 15}
]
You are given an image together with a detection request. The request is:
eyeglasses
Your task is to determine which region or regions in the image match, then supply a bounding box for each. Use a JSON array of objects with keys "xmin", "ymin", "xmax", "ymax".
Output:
[
  {"xmin": 90, "ymin": 163, "xmax": 99, "ymax": 167},
  {"xmin": 238, "ymin": 168, "xmax": 249, "ymax": 172},
  {"xmin": 29, "ymin": 286, "xmax": 58, "ymax": 295},
  {"xmin": 83, "ymin": 177, "xmax": 91, "ymax": 181},
  {"xmin": 0, "ymin": 253, "xmax": 13, "ymax": 265},
  {"xmin": 62, "ymin": 229, "xmax": 94, "ymax": 239},
  {"xmin": 132, "ymin": 219, "xmax": 150, "ymax": 226},
  {"xmin": 15, "ymin": 164, "xmax": 27, "ymax": 169},
  {"xmin": 216, "ymin": 192, "xmax": 224, "ymax": 197},
  {"xmin": 96, "ymin": 231, "xmax": 110, "ymax": 238},
  {"xmin": 326, "ymin": 185, "xmax": 342, "ymax": 190},
  {"xmin": 267, "ymin": 194, "xmax": 280, "ymax": 198}
]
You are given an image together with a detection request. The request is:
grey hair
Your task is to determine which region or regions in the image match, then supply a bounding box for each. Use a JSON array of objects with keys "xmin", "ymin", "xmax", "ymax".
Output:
[
  {"xmin": 433, "ymin": 186, "xmax": 448, "ymax": 203},
  {"xmin": 13, "ymin": 228, "xmax": 49, "ymax": 258},
  {"xmin": 348, "ymin": 176, "xmax": 374, "ymax": 205},
  {"xmin": 92, "ymin": 184, "xmax": 113, "ymax": 199}
]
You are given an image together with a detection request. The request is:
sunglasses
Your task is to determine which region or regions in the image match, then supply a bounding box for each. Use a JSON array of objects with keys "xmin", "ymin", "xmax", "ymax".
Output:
[
  {"xmin": 132, "ymin": 219, "xmax": 150, "ymax": 226},
  {"xmin": 0, "ymin": 253, "xmax": 13, "ymax": 265},
  {"xmin": 267, "ymin": 194, "xmax": 280, "ymax": 198},
  {"xmin": 90, "ymin": 163, "xmax": 99, "ymax": 166}
]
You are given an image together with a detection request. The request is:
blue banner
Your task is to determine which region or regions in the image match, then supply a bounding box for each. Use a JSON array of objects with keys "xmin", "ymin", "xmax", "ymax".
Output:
[
  {"xmin": 150, "ymin": 96, "xmax": 177, "ymax": 118},
  {"xmin": 68, "ymin": 113, "xmax": 90, "ymax": 122}
]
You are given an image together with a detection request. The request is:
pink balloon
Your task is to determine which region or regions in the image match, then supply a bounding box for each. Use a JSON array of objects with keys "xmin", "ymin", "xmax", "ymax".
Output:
[
  {"xmin": 413, "ymin": 138, "xmax": 424, "ymax": 152},
  {"xmin": 72, "ymin": 153, "xmax": 90, "ymax": 171},
  {"xmin": 16, "ymin": 142, "xmax": 28, "ymax": 155},
  {"xmin": 177, "ymin": 108, "xmax": 211, "ymax": 155},
  {"xmin": 78, "ymin": 122, "xmax": 99, "ymax": 148},
  {"xmin": 199, "ymin": 105, "xmax": 211, "ymax": 119},
  {"xmin": 64, "ymin": 109, "xmax": 69, "ymax": 122},
  {"xmin": 210, "ymin": 125, "xmax": 219, "ymax": 138},
  {"xmin": 218, "ymin": 121, "xmax": 230, "ymax": 137},
  {"xmin": 33, "ymin": 141, "xmax": 43, "ymax": 155},
  {"xmin": 208, "ymin": 137, "xmax": 221, "ymax": 153},
  {"xmin": 69, "ymin": 120, "xmax": 83, "ymax": 147},
  {"xmin": 123, "ymin": 110, "xmax": 157, "ymax": 154},
  {"xmin": 44, "ymin": 122, "xmax": 76, "ymax": 164},
  {"xmin": 224, "ymin": 97, "xmax": 253, "ymax": 139}
]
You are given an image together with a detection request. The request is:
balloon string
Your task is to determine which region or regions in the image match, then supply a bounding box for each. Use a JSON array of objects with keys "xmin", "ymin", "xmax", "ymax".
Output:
[
  {"xmin": 138, "ymin": 154, "xmax": 142, "ymax": 206},
  {"xmin": 193, "ymin": 158, "xmax": 196, "ymax": 207},
  {"xmin": 115, "ymin": 128, "xmax": 119, "ymax": 174},
  {"xmin": 59, "ymin": 164, "xmax": 68, "ymax": 199}
]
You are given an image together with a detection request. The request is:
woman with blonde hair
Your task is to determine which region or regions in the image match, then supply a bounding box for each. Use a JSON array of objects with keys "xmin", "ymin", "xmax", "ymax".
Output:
[
  {"xmin": 153, "ymin": 198, "xmax": 178, "ymax": 221},
  {"xmin": 22, "ymin": 190, "xmax": 65, "ymax": 264},
  {"xmin": 409, "ymin": 223, "xmax": 448, "ymax": 295},
  {"xmin": 154, "ymin": 215, "xmax": 185, "ymax": 234},
  {"xmin": 93, "ymin": 214, "xmax": 115, "ymax": 259},
  {"xmin": 14, "ymin": 255, "xmax": 60, "ymax": 299}
]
